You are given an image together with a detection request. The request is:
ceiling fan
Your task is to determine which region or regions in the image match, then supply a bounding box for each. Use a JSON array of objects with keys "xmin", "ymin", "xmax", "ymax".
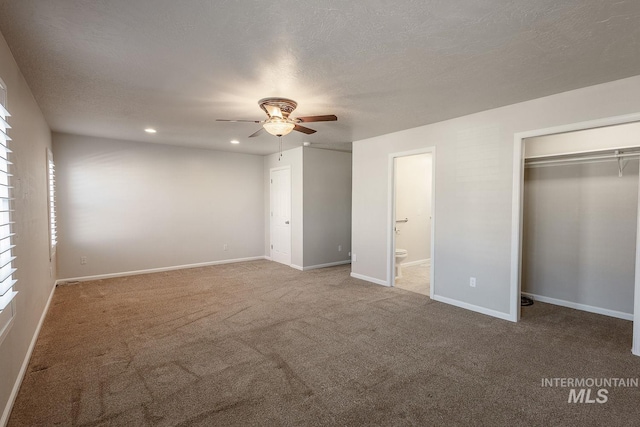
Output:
[{"xmin": 217, "ymin": 97, "xmax": 337, "ymax": 138}]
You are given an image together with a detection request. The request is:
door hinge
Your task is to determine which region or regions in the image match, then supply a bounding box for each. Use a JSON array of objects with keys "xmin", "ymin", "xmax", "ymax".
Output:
[
  {"xmin": 271, "ymin": 244, "xmax": 273, "ymax": 249},
  {"xmin": 270, "ymin": 179, "xmax": 273, "ymax": 184}
]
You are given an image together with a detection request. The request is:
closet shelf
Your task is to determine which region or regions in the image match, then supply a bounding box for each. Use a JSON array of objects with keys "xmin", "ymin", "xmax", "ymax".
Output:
[{"xmin": 525, "ymin": 148, "xmax": 640, "ymax": 177}]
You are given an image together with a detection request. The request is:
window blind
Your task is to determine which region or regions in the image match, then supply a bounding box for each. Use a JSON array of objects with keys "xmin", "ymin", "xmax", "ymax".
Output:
[
  {"xmin": 47, "ymin": 149, "xmax": 56, "ymax": 256},
  {"xmin": 0, "ymin": 81, "xmax": 16, "ymax": 314}
]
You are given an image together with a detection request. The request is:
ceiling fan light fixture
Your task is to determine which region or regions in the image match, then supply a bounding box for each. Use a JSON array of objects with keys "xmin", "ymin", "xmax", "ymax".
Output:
[
  {"xmin": 263, "ymin": 117, "xmax": 295, "ymax": 136},
  {"xmin": 218, "ymin": 97, "xmax": 336, "ymax": 138}
]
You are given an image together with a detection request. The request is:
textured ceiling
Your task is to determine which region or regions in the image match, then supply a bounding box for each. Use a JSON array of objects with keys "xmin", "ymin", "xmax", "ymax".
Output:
[{"xmin": 0, "ymin": 0, "xmax": 639, "ymax": 155}]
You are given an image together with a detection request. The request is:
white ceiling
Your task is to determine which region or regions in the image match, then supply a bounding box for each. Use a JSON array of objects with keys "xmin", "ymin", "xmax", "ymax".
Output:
[{"xmin": 0, "ymin": 0, "xmax": 639, "ymax": 155}]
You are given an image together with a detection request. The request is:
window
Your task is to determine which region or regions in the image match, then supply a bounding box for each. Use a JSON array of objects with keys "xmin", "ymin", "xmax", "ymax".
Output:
[
  {"xmin": 47, "ymin": 148, "xmax": 56, "ymax": 257},
  {"xmin": 0, "ymin": 78, "xmax": 16, "ymax": 342}
]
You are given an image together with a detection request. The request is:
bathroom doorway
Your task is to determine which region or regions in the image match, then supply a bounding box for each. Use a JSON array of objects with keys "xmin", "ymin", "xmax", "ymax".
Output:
[{"xmin": 390, "ymin": 149, "xmax": 434, "ymax": 296}]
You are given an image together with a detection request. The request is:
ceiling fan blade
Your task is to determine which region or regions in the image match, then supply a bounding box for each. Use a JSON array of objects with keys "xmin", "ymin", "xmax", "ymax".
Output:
[
  {"xmin": 263, "ymin": 104, "xmax": 283, "ymax": 119},
  {"xmin": 248, "ymin": 127, "xmax": 265, "ymax": 138},
  {"xmin": 294, "ymin": 124, "xmax": 316, "ymax": 135},
  {"xmin": 296, "ymin": 114, "xmax": 337, "ymax": 123},
  {"xmin": 216, "ymin": 119, "xmax": 262, "ymax": 123}
]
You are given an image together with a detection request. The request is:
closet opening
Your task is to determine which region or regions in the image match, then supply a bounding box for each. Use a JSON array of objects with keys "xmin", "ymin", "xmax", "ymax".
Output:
[{"xmin": 512, "ymin": 118, "xmax": 640, "ymax": 355}]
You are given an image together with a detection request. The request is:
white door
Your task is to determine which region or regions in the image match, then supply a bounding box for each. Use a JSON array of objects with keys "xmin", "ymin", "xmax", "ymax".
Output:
[{"xmin": 270, "ymin": 167, "xmax": 291, "ymax": 265}]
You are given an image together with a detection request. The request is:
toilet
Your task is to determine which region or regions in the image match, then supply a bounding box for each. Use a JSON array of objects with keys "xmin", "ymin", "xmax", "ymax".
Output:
[{"xmin": 395, "ymin": 248, "xmax": 408, "ymax": 279}]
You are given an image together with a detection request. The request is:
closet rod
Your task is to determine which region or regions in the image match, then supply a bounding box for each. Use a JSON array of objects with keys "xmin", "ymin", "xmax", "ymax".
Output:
[{"xmin": 525, "ymin": 151, "xmax": 640, "ymax": 167}]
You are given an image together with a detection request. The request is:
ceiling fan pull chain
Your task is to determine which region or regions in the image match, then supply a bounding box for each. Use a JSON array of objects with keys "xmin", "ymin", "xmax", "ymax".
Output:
[{"xmin": 278, "ymin": 136, "xmax": 283, "ymax": 161}]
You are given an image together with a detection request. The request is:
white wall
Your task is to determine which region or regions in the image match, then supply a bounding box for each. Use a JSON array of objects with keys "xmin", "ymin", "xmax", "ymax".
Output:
[
  {"xmin": 264, "ymin": 147, "xmax": 303, "ymax": 269},
  {"xmin": 525, "ymin": 121, "xmax": 640, "ymax": 158},
  {"xmin": 352, "ymin": 75, "xmax": 640, "ymax": 317},
  {"xmin": 523, "ymin": 160, "xmax": 638, "ymax": 316},
  {"xmin": 302, "ymin": 147, "xmax": 352, "ymax": 268},
  {"xmin": 395, "ymin": 154, "xmax": 431, "ymax": 264},
  {"xmin": 54, "ymin": 133, "xmax": 265, "ymax": 279},
  {"xmin": 0, "ymin": 32, "xmax": 55, "ymax": 425}
]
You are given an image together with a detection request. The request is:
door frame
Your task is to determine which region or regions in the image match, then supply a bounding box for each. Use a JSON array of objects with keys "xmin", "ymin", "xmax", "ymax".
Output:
[
  {"xmin": 388, "ymin": 147, "xmax": 436, "ymax": 298},
  {"xmin": 269, "ymin": 165, "xmax": 292, "ymax": 266},
  {"xmin": 510, "ymin": 112, "xmax": 640, "ymax": 356}
]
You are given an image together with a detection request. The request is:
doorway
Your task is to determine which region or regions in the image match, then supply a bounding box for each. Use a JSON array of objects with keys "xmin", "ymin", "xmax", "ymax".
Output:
[
  {"xmin": 524, "ymin": 146, "xmax": 638, "ymax": 319},
  {"xmin": 389, "ymin": 149, "xmax": 435, "ymax": 296},
  {"xmin": 511, "ymin": 114, "xmax": 640, "ymax": 356},
  {"xmin": 270, "ymin": 166, "xmax": 291, "ymax": 266}
]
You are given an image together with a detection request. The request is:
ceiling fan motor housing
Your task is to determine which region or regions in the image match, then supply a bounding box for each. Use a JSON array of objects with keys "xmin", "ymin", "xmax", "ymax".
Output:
[{"xmin": 259, "ymin": 97, "xmax": 298, "ymax": 118}]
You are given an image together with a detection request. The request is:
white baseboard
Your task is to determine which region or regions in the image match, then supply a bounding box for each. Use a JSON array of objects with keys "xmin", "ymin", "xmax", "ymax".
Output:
[
  {"xmin": 401, "ymin": 258, "xmax": 430, "ymax": 268},
  {"xmin": 522, "ymin": 292, "xmax": 633, "ymax": 321},
  {"xmin": 432, "ymin": 294, "xmax": 513, "ymax": 322},
  {"xmin": 303, "ymin": 260, "xmax": 351, "ymax": 271},
  {"xmin": 350, "ymin": 272, "xmax": 390, "ymax": 287},
  {"xmin": 290, "ymin": 264, "xmax": 303, "ymax": 271},
  {"xmin": 1, "ymin": 282, "xmax": 56, "ymax": 427},
  {"xmin": 56, "ymin": 256, "xmax": 268, "ymax": 284}
]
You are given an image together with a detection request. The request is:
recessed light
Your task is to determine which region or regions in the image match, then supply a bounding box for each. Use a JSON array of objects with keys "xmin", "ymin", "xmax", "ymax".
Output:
[
  {"xmin": 230, "ymin": 140, "xmax": 240, "ymax": 144},
  {"xmin": 145, "ymin": 128, "xmax": 157, "ymax": 134}
]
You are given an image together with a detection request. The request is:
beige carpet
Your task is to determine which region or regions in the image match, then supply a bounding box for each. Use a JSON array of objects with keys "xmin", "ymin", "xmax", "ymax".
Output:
[{"xmin": 8, "ymin": 260, "xmax": 640, "ymax": 426}]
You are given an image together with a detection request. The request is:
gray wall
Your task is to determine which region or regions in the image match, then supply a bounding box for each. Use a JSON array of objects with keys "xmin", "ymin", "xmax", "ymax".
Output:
[
  {"xmin": 54, "ymin": 133, "xmax": 265, "ymax": 279},
  {"xmin": 303, "ymin": 148, "xmax": 352, "ymax": 268},
  {"xmin": 523, "ymin": 161, "xmax": 638, "ymax": 315},
  {"xmin": 264, "ymin": 146, "xmax": 352, "ymax": 270},
  {"xmin": 0, "ymin": 32, "xmax": 55, "ymax": 424},
  {"xmin": 351, "ymin": 75, "xmax": 640, "ymax": 317}
]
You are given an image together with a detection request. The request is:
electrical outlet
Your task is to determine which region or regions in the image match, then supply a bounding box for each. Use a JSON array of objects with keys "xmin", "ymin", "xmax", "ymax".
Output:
[
  {"xmin": 338, "ymin": 245, "xmax": 342, "ymax": 252},
  {"xmin": 352, "ymin": 253, "xmax": 357, "ymax": 262},
  {"xmin": 223, "ymin": 244, "xmax": 228, "ymax": 251},
  {"xmin": 348, "ymin": 251, "xmax": 351, "ymax": 257},
  {"xmin": 80, "ymin": 256, "xmax": 87, "ymax": 265},
  {"xmin": 470, "ymin": 277, "xmax": 476, "ymax": 288}
]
